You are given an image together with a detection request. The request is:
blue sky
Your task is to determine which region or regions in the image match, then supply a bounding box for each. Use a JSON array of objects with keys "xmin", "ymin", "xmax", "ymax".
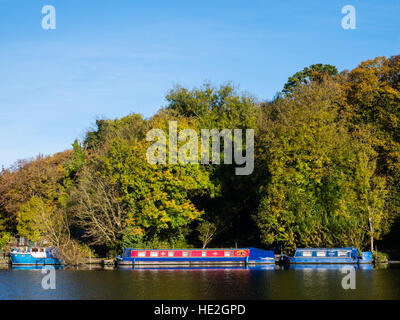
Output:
[{"xmin": 0, "ymin": 0, "xmax": 399, "ymax": 168}]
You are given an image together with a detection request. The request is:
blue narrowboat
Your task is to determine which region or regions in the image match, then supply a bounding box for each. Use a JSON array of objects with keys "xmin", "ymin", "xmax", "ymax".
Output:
[
  {"xmin": 10, "ymin": 247, "xmax": 63, "ymax": 265},
  {"xmin": 116, "ymin": 247, "xmax": 275, "ymax": 266},
  {"xmin": 281, "ymin": 247, "xmax": 372, "ymax": 264}
]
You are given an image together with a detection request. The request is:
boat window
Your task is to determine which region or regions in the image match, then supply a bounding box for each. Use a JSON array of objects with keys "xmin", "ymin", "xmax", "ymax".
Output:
[
  {"xmin": 224, "ymin": 251, "xmax": 231, "ymax": 257},
  {"xmin": 302, "ymin": 251, "xmax": 312, "ymax": 257},
  {"xmin": 316, "ymin": 251, "xmax": 326, "ymax": 257},
  {"xmin": 150, "ymin": 252, "xmax": 158, "ymax": 257},
  {"xmin": 168, "ymin": 251, "xmax": 174, "ymax": 257},
  {"xmin": 32, "ymin": 248, "xmax": 38, "ymax": 252},
  {"xmin": 338, "ymin": 251, "xmax": 348, "ymax": 257},
  {"xmin": 201, "ymin": 251, "xmax": 206, "ymax": 257},
  {"xmin": 138, "ymin": 252, "xmax": 146, "ymax": 257},
  {"xmin": 182, "ymin": 251, "xmax": 189, "ymax": 257}
]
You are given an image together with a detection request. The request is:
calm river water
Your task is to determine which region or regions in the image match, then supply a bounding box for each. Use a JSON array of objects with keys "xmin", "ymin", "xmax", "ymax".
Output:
[{"xmin": 1, "ymin": 264, "xmax": 399, "ymax": 300}]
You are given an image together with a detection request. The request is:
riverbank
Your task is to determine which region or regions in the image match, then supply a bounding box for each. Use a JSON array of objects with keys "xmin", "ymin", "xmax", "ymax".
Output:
[{"xmin": 83, "ymin": 258, "xmax": 115, "ymax": 266}]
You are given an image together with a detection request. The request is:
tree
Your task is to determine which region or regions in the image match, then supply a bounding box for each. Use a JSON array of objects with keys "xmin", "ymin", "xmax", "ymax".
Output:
[
  {"xmin": 0, "ymin": 233, "xmax": 10, "ymax": 250},
  {"xmin": 0, "ymin": 152, "xmax": 72, "ymax": 233},
  {"xmin": 353, "ymin": 130, "xmax": 389, "ymax": 252},
  {"xmin": 282, "ymin": 64, "xmax": 338, "ymax": 96},
  {"xmin": 255, "ymin": 77, "xmax": 388, "ymax": 251},
  {"xmin": 166, "ymin": 83, "xmax": 258, "ymax": 130},
  {"xmin": 197, "ymin": 221, "xmax": 217, "ymax": 248},
  {"xmin": 16, "ymin": 196, "xmax": 71, "ymax": 248},
  {"xmin": 69, "ymin": 167, "xmax": 127, "ymax": 249},
  {"xmin": 344, "ymin": 55, "xmax": 400, "ymax": 249},
  {"xmin": 70, "ymin": 113, "xmax": 216, "ymax": 249},
  {"xmin": 166, "ymin": 83, "xmax": 260, "ymax": 246}
]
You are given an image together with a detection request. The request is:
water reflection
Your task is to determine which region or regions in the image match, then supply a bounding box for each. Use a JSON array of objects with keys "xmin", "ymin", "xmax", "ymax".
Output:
[
  {"xmin": 283, "ymin": 264, "xmax": 373, "ymax": 271},
  {"xmin": 248, "ymin": 264, "xmax": 278, "ymax": 271},
  {"xmin": 117, "ymin": 264, "xmax": 277, "ymax": 271},
  {"xmin": 0, "ymin": 263, "xmax": 399, "ymax": 299},
  {"xmin": 11, "ymin": 265, "xmax": 65, "ymax": 270},
  {"xmin": 122, "ymin": 265, "xmax": 250, "ymax": 271}
]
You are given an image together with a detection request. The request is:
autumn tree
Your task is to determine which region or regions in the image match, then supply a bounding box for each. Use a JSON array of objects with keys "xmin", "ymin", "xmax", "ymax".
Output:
[
  {"xmin": 68, "ymin": 166, "xmax": 127, "ymax": 249},
  {"xmin": 0, "ymin": 152, "xmax": 71, "ymax": 233},
  {"xmin": 166, "ymin": 83, "xmax": 260, "ymax": 246},
  {"xmin": 282, "ymin": 64, "xmax": 338, "ymax": 96},
  {"xmin": 255, "ymin": 77, "xmax": 389, "ymax": 251},
  {"xmin": 197, "ymin": 221, "xmax": 217, "ymax": 248},
  {"xmin": 71, "ymin": 112, "xmax": 216, "ymax": 250},
  {"xmin": 344, "ymin": 55, "xmax": 400, "ymax": 249}
]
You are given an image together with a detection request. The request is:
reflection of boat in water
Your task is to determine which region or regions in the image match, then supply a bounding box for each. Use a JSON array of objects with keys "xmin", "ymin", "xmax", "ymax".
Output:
[
  {"xmin": 247, "ymin": 264, "xmax": 277, "ymax": 271},
  {"xmin": 116, "ymin": 247, "xmax": 275, "ymax": 266},
  {"xmin": 281, "ymin": 247, "xmax": 372, "ymax": 264},
  {"xmin": 118, "ymin": 265, "xmax": 251, "ymax": 271},
  {"xmin": 11, "ymin": 265, "xmax": 65, "ymax": 270},
  {"xmin": 117, "ymin": 264, "xmax": 277, "ymax": 271},
  {"xmin": 282, "ymin": 264, "xmax": 373, "ymax": 271},
  {"xmin": 10, "ymin": 247, "xmax": 63, "ymax": 265}
]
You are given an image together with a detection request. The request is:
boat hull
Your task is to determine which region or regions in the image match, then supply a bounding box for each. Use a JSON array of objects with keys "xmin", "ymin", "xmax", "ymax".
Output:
[
  {"xmin": 285, "ymin": 257, "xmax": 358, "ymax": 264},
  {"xmin": 10, "ymin": 253, "xmax": 63, "ymax": 265},
  {"xmin": 117, "ymin": 257, "xmax": 248, "ymax": 265}
]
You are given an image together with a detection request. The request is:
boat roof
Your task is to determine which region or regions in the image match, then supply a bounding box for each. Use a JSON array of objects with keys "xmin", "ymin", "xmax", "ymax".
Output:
[
  {"xmin": 295, "ymin": 247, "xmax": 357, "ymax": 251},
  {"xmin": 124, "ymin": 248, "xmax": 251, "ymax": 251}
]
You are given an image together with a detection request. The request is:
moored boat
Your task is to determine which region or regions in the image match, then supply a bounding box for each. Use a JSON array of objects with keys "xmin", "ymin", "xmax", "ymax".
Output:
[
  {"xmin": 281, "ymin": 247, "xmax": 372, "ymax": 264},
  {"xmin": 10, "ymin": 247, "xmax": 63, "ymax": 265},
  {"xmin": 116, "ymin": 247, "xmax": 275, "ymax": 266}
]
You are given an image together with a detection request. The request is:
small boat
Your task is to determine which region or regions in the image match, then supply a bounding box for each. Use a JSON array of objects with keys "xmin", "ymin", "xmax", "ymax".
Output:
[
  {"xmin": 281, "ymin": 247, "xmax": 372, "ymax": 264},
  {"xmin": 10, "ymin": 247, "xmax": 63, "ymax": 265},
  {"xmin": 116, "ymin": 247, "xmax": 275, "ymax": 266}
]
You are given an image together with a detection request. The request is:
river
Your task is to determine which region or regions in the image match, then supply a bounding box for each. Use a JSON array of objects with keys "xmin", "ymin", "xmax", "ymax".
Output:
[{"xmin": 1, "ymin": 264, "xmax": 399, "ymax": 299}]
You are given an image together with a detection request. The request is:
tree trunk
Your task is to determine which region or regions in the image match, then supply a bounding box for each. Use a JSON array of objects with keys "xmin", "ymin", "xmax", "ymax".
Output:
[{"xmin": 368, "ymin": 217, "xmax": 374, "ymax": 252}]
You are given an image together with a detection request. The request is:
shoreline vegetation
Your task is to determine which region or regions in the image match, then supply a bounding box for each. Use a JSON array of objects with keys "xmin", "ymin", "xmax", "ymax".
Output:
[{"xmin": 1, "ymin": 54, "xmax": 400, "ymax": 265}]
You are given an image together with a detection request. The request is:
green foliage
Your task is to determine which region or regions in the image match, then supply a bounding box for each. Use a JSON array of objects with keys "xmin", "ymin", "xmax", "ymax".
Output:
[
  {"xmin": 126, "ymin": 235, "xmax": 191, "ymax": 250},
  {"xmin": 166, "ymin": 84, "xmax": 260, "ymax": 245},
  {"xmin": 373, "ymin": 251, "xmax": 389, "ymax": 263},
  {"xmin": 16, "ymin": 197, "xmax": 48, "ymax": 242},
  {"xmin": 0, "ymin": 56, "xmax": 399, "ymax": 261},
  {"xmin": 0, "ymin": 232, "xmax": 10, "ymax": 249},
  {"xmin": 255, "ymin": 78, "xmax": 389, "ymax": 251},
  {"xmin": 70, "ymin": 113, "xmax": 216, "ymax": 251},
  {"xmin": 197, "ymin": 221, "xmax": 217, "ymax": 248},
  {"xmin": 282, "ymin": 64, "xmax": 338, "ymax": 96},
  {"xmin": 98, "ymin": 120, "xmax": 214, "ymax": 242},
  {"xmin": 166, "ymin": 83, "xmax": 258, "ymax": 129},
  {"xmin": 344, "ymin": 55, "xmax": 400, "ymax": 249}
]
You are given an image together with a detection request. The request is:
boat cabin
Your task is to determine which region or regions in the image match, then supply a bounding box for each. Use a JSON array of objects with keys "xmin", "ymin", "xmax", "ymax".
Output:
[
  {"xmin": 283, "ymin": 247, "xmax": 369, "ymax": 264},
  {"xmin": 294, "ymin": 248, "xmax": 358, "ymax": 259}
]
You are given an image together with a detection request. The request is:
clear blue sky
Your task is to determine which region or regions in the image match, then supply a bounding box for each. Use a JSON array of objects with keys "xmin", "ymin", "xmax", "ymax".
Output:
[{"xmin": 0, "ymin": 0, "xmax": 399, "ymax": 168}]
